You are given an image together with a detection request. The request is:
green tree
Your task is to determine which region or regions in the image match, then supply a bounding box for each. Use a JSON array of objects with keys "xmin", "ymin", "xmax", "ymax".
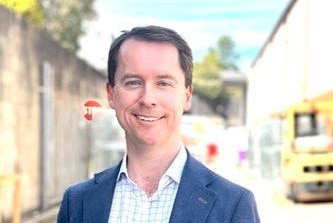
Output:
[
  {"xmin": 193, "ymin": 49, "xmax": 222, "ymax": 100},
  {"xmin": 0, "ymin": 0, "xmax": 96, "ymax": 52},
  {"xmin": 40, "ymin": 0, "xmax": 96, "ymax": 52},
  {"xmin": 216, "ymin": 36, "xmax": 239, "ymax": 71},
  {"xmin": 193, "ymin": 35, "xmax": 240, "ymax": 117},
  {"xmin": 0, "ymin": 0, "xmax": 44, "ymax": 25}
]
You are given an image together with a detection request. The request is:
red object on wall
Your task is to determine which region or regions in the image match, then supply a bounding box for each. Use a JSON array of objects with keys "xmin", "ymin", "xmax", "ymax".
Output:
[
  {"xmin": 83, "ymin": 99, "xmax": 102, "ymax": 121},
  {"xmin": 207, "ymin": 143, "xmax": 218, "ymax": 161}
]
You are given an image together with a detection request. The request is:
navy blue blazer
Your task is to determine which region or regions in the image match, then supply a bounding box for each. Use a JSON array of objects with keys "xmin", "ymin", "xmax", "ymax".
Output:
[{"xmin": 57, "ymin": 151, "xmax": 260, "ymax": 223}]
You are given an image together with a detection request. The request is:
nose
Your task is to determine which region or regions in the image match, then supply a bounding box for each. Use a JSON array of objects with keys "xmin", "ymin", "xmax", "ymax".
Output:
[{"xmin": 139, "ymin": 85, "xmax": 157, "ymax": 107}]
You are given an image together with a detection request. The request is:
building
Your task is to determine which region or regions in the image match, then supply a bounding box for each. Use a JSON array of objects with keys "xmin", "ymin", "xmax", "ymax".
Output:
[
  {"xmin": 246, "ymin": 0, "xmax": 333, "ymax": 177},
  {"xmin": 221, "ymin": 70, "xmax": 247, "ymax": 126},
  {"xmin": 247, "ymin": 0, "xmax": 333, "ymax": 124}
]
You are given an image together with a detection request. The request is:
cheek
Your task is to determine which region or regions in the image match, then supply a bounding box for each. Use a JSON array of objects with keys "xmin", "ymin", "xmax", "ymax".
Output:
[
  {"xmin": 159, "ymin": 92, "xmax": 177, "ymax": 104},
  {"xmin": 160, "ymin": 92, "xmax": 188, "ymax": 111},
  {"xmin": 114, "ymin": 90, "xmax": 138, "ymax": 108}
]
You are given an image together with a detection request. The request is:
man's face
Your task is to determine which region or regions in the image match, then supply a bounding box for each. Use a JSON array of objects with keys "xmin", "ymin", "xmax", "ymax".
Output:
[{"xmin": 106, "ymin": 39, "xmax": 192, "ymax": 146}]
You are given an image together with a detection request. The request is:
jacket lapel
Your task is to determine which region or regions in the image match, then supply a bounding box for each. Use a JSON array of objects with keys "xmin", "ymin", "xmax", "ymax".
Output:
[
  {"xmin": 169, "ymin": 154, "xmax": 217, "ymax": 223},
  {"xmin": 80, "ymin": 153, "xmax": 216, "ymax": 222},
  {"xmin": 83, "ymin": 162, "xmax": 121, "ymax": 223}
]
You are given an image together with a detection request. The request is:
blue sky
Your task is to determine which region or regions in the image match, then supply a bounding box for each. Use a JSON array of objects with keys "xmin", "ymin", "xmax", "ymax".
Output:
[{"xmin": 78, "ymin": 0, "xmax": 290, "ymax": 72}]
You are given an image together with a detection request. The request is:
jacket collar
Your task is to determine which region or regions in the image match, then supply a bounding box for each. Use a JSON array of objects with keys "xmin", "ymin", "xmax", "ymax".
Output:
[
  {"xmin": 82, "ymin": 151, "xmax": 217, "ymax": 223},
  {"xmin": 169, "ymin": 152, "xmax": 217, "ymax": 223},
  {"xmin": 83, "ymin": 161, "xmax": 122, "ymax": 223}
]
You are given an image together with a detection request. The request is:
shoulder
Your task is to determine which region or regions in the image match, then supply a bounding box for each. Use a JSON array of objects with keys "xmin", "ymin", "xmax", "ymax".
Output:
[
  {"xmin": 57, "ymin": 163, "xmax": 121, "ymax": 222},
  {"xmin": 185, "ymin": 153, "xmax": 256, "ymax": 202},
  {"xmin": 210, "ymin": 171, "xmax": 260, "ymax": 222},
  {"xmin": 185, "ymin": 155, "xmax": 260, "ymax": 221},
  {"xmin": 63, "ymin": 162, "xmax": 121, "ymax": 199}
]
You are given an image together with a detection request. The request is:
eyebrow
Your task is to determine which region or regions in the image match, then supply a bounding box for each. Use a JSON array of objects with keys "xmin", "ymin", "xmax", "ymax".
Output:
[
  {"xmin": 119, "ymin": 74, "xmax": 139, "ymax": 81},
  {"xmin": 156, "ymin": 74, "xmax": 178, "ymax": 83},
  {"xmin": 120, "ymin": 73, "xmax": 178, "ymax": 83}
]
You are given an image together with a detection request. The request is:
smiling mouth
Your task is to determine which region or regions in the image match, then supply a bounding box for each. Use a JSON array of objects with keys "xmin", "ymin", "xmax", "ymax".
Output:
[{"xmin": 135, "ymin": 115, "xmax": 161, "ymax": 122}]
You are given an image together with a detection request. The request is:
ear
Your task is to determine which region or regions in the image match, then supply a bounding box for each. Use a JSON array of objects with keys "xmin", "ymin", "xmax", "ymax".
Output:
[
  {"xmin": 184, "ymin": 85, "xmax": 193, "ymax": 112},
  {"xmin": 106, "ymin": 83, "xmax": 116, "ymax": 109}
]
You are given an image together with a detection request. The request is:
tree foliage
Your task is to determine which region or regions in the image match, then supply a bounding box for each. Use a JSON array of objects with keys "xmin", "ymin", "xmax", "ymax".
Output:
[
  {"xmin": 216, "ymin": 36, "xmax": 239, "ymax": 71},
  {"xmin": 0, "ymin": 0, "xmax": 96, "ymax": 52},
  {"xmin": 0, "ymin": 0, "xmax": 44, "ymax": 25},
  {"xmin": 193, "ymin": 35, "xmax": 239, "ymax": 117},
  {"xmin": 40, "ymin": 0, "xmax": 96, "ymax": 52},
  {"xmin": 193, "ymin": 35, "xmax": 239, "ymax": 101},
  {"xmin": 193, "ymin": 50, "xmax": 222, "ymax": 100}
]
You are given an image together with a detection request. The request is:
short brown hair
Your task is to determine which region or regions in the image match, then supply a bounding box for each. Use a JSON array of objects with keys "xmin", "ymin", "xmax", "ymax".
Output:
[{"xmin": 107, "ymin": 25, "xmax": 193, "ymax": 87}]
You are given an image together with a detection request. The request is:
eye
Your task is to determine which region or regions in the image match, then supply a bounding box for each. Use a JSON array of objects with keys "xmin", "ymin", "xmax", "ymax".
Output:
[
  {"xmin": 125, "ymin": 80, "xmax": 142, "ymax": 88},
  {"xmin": 157, "ymin": 80, "xmax": 173, "ymax": 88}
]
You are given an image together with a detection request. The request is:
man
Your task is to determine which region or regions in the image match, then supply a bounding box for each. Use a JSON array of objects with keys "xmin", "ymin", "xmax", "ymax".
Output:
[{"xmin": 57, "ymin": 25, "xmax": 260, "ymax": 223}]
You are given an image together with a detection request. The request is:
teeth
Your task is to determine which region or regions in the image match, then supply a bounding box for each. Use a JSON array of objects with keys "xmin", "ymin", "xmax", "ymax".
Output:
[{"xmin": 137, "ymin": 115, "xmax": 158, "ymax": 122}]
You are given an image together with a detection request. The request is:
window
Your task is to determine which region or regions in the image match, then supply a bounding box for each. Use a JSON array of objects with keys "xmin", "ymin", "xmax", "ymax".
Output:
[{"xmin": 295, "ymin": 112, "xmax": 317, "ymax": 137}]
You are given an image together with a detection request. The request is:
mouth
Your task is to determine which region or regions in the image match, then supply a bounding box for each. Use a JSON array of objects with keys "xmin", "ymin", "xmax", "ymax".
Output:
[{"xmin": 135, "ymin": 115, "xmax": 162, "ymax": 122}]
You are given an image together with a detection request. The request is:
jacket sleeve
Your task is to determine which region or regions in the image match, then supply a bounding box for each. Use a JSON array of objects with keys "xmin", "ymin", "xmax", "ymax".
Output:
[
  {"xmin": 57, "ymin": 188, "xmax": 70, "ymax": 223},
  {"xmin": 231, "ymin": 190, "xmax": 261, "ymax": 223}
]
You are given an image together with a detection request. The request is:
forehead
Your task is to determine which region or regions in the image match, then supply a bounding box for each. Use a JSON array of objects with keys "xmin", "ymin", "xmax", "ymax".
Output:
[
  {"xmin": 113, "ymin": 40, "xmax": 188, "ymax": 88},
  {"xmin": 119, "ymin": 39, "xmax": 179, "ymax": 61},
  {"xmin": 116, "ymin": 39, "xmax": 184, "ymax": 79}
]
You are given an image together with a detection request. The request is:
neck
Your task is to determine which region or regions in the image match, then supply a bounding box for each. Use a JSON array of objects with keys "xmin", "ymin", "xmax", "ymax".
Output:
[{"xmin": 125, "ymin": 141, "xmax": 181, "ymax": 196}]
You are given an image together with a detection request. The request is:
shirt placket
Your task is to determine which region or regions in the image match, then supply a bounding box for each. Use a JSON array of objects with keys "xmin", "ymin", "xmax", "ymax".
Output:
[{"xmin": 141, "ymin": 195, "xmax": 151, "ymax": 222}]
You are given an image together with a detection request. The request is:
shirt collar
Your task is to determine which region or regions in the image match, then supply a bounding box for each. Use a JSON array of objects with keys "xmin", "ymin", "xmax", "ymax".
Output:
[
  {"xmin": 117, "ymin": 145, "xmax": 187, "ymax": 184},
  {"xmin": 164, "ymin": 145, "xmax": 187, "ymax": 183}
]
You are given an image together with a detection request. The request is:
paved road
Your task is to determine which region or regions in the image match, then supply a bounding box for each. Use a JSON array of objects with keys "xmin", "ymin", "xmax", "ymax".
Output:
[{"xmin": 207, "ymin": 160, "xmax": 333, "ymax": 223}]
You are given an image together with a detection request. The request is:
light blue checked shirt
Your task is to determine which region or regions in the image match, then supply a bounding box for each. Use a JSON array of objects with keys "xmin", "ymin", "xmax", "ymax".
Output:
[{"xmin": 108, "ymin": 146, "xmax": 187, "ymax": 223}]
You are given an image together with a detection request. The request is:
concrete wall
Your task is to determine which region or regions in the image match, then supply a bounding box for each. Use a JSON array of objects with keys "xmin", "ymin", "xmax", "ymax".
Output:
[{"xmin": 0, "ymin": 6, "xmax": 108, "ymax": 217}]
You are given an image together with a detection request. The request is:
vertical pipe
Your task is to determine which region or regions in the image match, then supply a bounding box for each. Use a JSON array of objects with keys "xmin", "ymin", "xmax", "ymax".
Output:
[{"xmin": 39, "ymin": 61, "xmax": 53, "ymax": 211}]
